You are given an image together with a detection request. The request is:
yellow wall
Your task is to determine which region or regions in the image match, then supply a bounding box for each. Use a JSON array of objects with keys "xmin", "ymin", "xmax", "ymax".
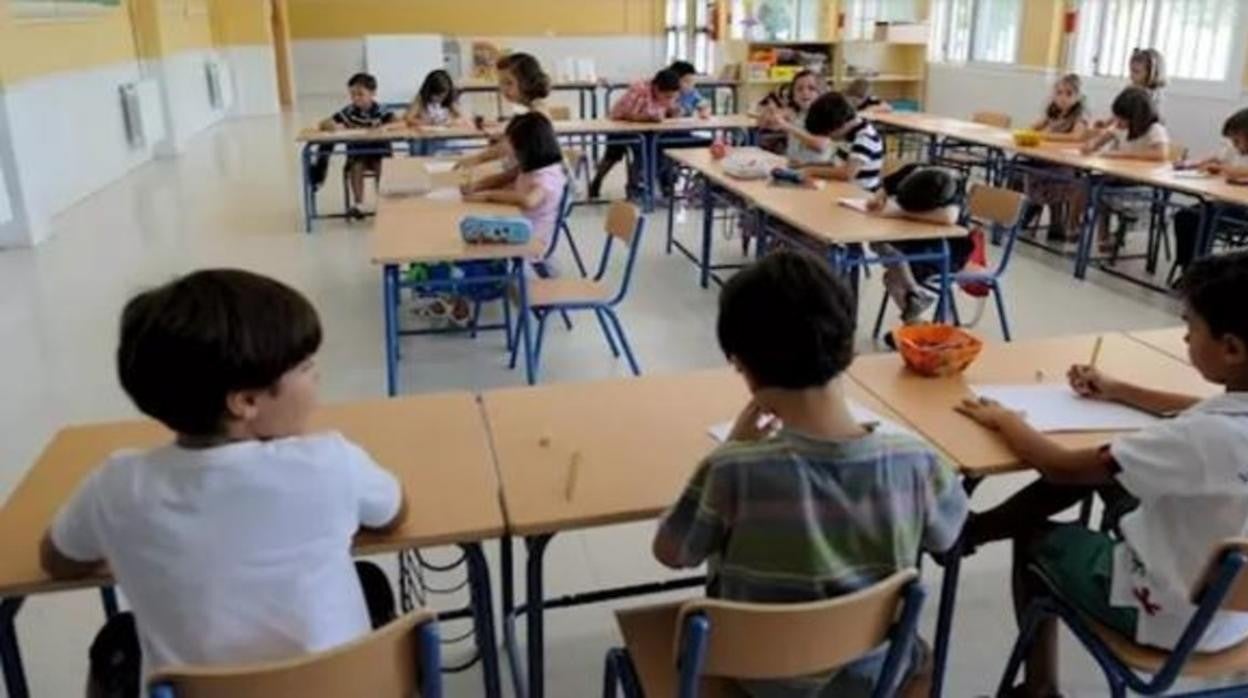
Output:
[
  {"xmin": 1017, "ymin": 0, "xmax": 1063, "ymax": 68},
  {"xmin": 287, "ymin": 0, "xmax": 665, "ymax": 39},
  {"xmin": 0, "ymin": 0, "xmax": 140, "ymax": 84},
  {"xmin": 209, "ymin": 0, "xmax": 272, "ymax": 46},
  {"xmin": 132, "ymin": 0, "xmax": 214, "ymax": 58}
]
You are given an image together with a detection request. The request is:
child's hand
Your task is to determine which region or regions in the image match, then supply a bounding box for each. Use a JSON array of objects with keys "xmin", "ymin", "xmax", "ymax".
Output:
[
  {"xmin": 865, "ymin": 191, "xmax": 887, "ymax": 213},
  {"xmin": 1068, "ymin": 365, "xmax": 1124, "ymax": 402},
  {"xmin": 321, "ymin": 122, "xmax": 343, "ymax": 133},
  {"xmin": 955, "ymin": 397, "xmax": 1022, "ymax": 431},
  {"xmin": 461, "ymin": 192, "xmax": 488, "ymax": 202},
  {"xmin": 727, "ymin": 400, "xmax": 778, "ymax": 442}
]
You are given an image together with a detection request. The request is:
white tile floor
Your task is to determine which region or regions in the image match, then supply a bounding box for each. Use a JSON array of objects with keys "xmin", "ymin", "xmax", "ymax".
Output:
[{"xmin": 0, "ymin": 104, "xmax": 1209, "ymax": 697}]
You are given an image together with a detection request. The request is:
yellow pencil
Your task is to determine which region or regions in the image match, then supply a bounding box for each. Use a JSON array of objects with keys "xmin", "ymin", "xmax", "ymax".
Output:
[
  {"xmin": 564, "ymin": 451, "xmax": 581, "ymax": 502},
  {"xmin": 1090, "ymin": 336, "xmax": 1104, "ymax": 368}
]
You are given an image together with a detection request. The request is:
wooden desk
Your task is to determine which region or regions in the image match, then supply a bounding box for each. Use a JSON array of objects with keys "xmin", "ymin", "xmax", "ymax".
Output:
[
  {"xmin": 370, "ymin": 195, "xmax": 540, "ymax": 391},
  {"xmin": 483, "ymin": 367, "xmax": 916, "ymax": 698},
  {"xmin": 1126, "ymin": 326, "xmax": 1190, "ymax": 364},
  {"xmin": 0, "ymin": 393, "xmax": 505, "ymax": 698},
  {"xmin": 848, "ymin": 333, "xmax": 1218, "ymax": 477}
]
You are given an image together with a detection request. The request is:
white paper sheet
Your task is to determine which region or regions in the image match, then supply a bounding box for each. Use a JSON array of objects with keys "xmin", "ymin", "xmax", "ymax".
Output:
[
  {"xmin": 425, "ymin": 159, "xmax": 457, "ymax": 174},
  {"xmin": 838, "ymin": 198, "xmax": 872, "ymax": 213},
  {"xmin": 708, "ymin": 403, "xmax": 912, "ymax": 442},
  {"xmin": 972, "ymin": 384, "xmax": 1161, "ymax": 433},
  {"xmin": 1172, "ymin": 170, "xmax": 1214, "ymax": 180}
]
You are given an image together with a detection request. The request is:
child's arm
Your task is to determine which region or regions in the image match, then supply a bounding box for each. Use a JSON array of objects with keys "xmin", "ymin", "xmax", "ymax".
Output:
[
  {"xmin": 1101, "ymin": 142, "xmax": 1169, "ymax": 162},
  {"xmin": 804, "ymin": 160, "xmax": 860, "ymax": 182},
  {"xmin": 461, "ymin": 167, "xmax": 519, "ymax": 195},
  {"xmin": 361, "ymin": 490, "xmax": 408, "ymax": 534},
  {"xmin": 465, "ymin": 179, "xmax": 545, "ymax": 209},
  {"xmin": 1030, "ymin": 116, "xmax": 1049, "ymax": 131},
  {"xmin": 319, "ymin": 116, "xmax": 343, "ymax": 132},
  {"xmin": 776, "ymin": 120, "xmax": 831, "ymax": 153},
  {"xmin": 454, "ymin": 144, "xmax": 503, "ymax": 170},
  {"xmin": 1225, "ymin": 165, "xmax": 1248, "ymax": 181},
  {"xmin": 1041, "ymin": 121, "xmax": 1090, "ymax": 144},
  {"xmin": 956, "ymin": 398, "xmax": 1114, "ymax": 485},
  {"xmin": 40, "ymin": 532, "xmax": 103, "ymax": 580},
  {"xmin": 41, "ymin": 479, "xmax": 107, "ymax": 580},
  {"xmin": 1080, "ymin": 129, "xmax": 1116, "ymax": 155},
  {"xmin": 1068, "ymin": 365, "xmax": 1201, "ymax": 416}
]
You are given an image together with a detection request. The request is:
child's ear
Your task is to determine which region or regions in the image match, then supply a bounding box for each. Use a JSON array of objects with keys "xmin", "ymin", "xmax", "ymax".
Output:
[
  {"xmin": 224, "ymin": 389, "xmax": 262, "ymax": 422},
  {"xmin": 1222, "ymin": 334, "xmax": 1248, "ymax": 368},
  {"xmin": 728, "ymin": 356, "xmax": 760, "ymax": 392}
]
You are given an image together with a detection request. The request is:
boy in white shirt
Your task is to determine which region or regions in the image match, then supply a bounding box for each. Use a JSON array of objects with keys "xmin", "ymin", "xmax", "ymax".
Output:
[
  {"xmin": 957, "ymin": 250, "xmax": 1248, "ymax": 698},
  {"xmin": 42, "ymin": 269, "xmax": 405, "ymax": 697}
]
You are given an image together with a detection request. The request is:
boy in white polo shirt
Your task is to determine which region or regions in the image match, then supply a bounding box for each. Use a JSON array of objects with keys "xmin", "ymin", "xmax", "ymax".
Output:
[
  {"xmin": 957, "ymin": 250, "xmax": 1248, "ymax": 698},
  {"xmin": 41, "ymin": 269, "xmax": 405, "ymax": 697}
]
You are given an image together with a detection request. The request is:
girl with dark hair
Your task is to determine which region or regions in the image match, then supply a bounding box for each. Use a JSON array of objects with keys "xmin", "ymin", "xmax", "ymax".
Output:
[
  {"xmin": 404, "ymin": 69, "xmax": 468, "ymax": 127},
  {"xmin": 755, "ymin": 70, "xmax": 833, "ymax": 166},
  {"xmin": 454, "ymin": 52, "xmax": 554, "ymax": 171}
]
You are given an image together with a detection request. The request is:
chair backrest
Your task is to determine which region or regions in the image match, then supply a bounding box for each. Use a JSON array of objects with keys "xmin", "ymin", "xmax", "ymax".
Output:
[
  {"xmin": 596, "ymin": 202, "xmax": 646, "ymax": 304},
  {"xmin": 972, "ymin": 111, "xmax": 1012, "ymax": 129},
  {"xmin": 674, "ymin": 570, "xmax": 919, "ymax": 681},
  {"xmin": 548, "ymin": 105, "xmax": 573, "ymax": 121},
  {"xmin": 147, "ymin": 611, "xmax": 440, "ymax": 698},
  {"xmin": 604, "ymin": 201, "xmax": 641, "ymax": 243},
  {"xmin": 1192, "ymin": 539, "xmax": 1248, "ymax": 611},
  {"xmin": 964, "ymin": 183, "xmax": 1026, "ymax": 277}
]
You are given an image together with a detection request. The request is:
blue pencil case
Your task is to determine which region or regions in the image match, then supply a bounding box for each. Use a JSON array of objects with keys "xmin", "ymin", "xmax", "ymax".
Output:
[{"xmin": 459, "ymin": 215, "xmax": 532, "ymax": 244}]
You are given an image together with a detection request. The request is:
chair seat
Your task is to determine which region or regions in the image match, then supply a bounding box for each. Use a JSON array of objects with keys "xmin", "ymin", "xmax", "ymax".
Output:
[
  {"xmin": 615, "ymin": 603, "xmax": 743, "ymax": 698},
  {"xmin": 528, "ymin": 277, "xmax": 612, "ymax": 308},
  {"xmin": 935, "ymin": 151, "xmax": 991, "ymax": 166},
  {"xmin": 1087, "ymin": 618, "xmax": 1248, "ymax": 678}
]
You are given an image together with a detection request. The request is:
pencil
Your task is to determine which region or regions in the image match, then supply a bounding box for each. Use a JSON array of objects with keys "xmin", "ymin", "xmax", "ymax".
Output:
[
  {"xmin": 564, "ymin": 451, "xmax": 581, "ymax": 502},
  {"xmin": 1090, "ymin": 336, "xmax": 1104, "ymax": 368}
]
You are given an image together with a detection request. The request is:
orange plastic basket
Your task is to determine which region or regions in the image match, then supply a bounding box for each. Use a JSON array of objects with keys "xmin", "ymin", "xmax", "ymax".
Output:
[{"xmin": 895, "ymin": 324, "xmax": 983, "ymax": 377}]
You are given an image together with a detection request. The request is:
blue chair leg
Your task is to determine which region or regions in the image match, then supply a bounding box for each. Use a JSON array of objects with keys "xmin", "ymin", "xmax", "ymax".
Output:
[
  {"xmin": 503, "ymin": 296, "xmax": 513, "ymax": 352},
  {"xmin": 469, "ymin": 300, "xmax": 484, "ymax": 340},
  {"xmin": 872, "ymin": 287, "xmax": 890, "ymax": 340},
  {"xmin": 508, "ymin": 310, "xmax": 526, "ymax": 370},
  {"xmin": 996, "ymin": 601, "xmax": 1049, "ymax": 697},
  {"xmin": 602, "ymin": 649, "xmax": 622, "ymax": 698},
  {"xmin": 564, "ymin": 226, "xmax": 589, "ymax": 277},
  {"xmin": 992, "ymin": 283, "xmax": 1012, "ymax": 341},
  {"xmin": 594, "ymin": 308, "xmax": 621, "ymax": 357},
  {"xmin": 560, "ymin": 310, "xmax": 574, "ymax": 331},
  {"xmin": 532, "ymin": 311, "xmax": 551, "ymax": 378},
  {"xmin": 947, "ymin": 286, "xmax": 962, "ymax": 327},
  {"xmin": 604, "ymin": 309, "xmax": 640, "ymax": 376}
]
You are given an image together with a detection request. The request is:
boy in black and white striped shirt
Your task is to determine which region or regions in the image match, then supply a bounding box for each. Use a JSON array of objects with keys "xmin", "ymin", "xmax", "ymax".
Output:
[
  {"xmin": 317, "ymin": 73, "xmax": 397, "ymax": 220},
  {"xmin": 801, "ymin": 92, "xmax": 884, "ymax": 191}
]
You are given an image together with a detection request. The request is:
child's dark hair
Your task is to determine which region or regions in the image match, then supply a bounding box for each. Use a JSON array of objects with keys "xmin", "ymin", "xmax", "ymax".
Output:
[
  {"xmin": 347, "ymin": 72, "xmax": 378, "ymax": 92},
  {"xmin": 786, "ymin": 70, "xmax": 819, "ymax": 110},
  {"xmin": 1223, "ymin": 108, "xmax": 1248, "ymax": 140},
  {"xmin": 1045, "ymin": 73, "xmax": 1087, "ymax": 122},
  {"xmin": 117, "ymin": 270, "xmax": 321, "ymax": 436},
  {"xmin": 717, "ymin": 249, "xmax": 856, "ymax": 389},
  {"xmin": 1112, "ymin": 87, "xmax": 1161, "ymax": 141},
  {"xmin": 805, "ymin": 92, "xmax": 857, "ymax": 136},
  {"xmin": 1181, "ymin": 251, "xmax": 1248, "ymax": 346},
  {"xmin": 497, "ymin": 53, "xmax": 551, "ymax": 101},
  {"xmin": 895, "ymin": 168, "xmax": 962, "ymax": 213},
  {"xmin": 505, "ymin": 113, "xmax": 564, "ymax": 172},
  {"xmin": 1129, "ymin": 48, "xmax": 1166, "ymax": 90},
  {"xmin": 652, "ymin": 68, "xmax": 681, "ymax": 93},
  {"xmin": 669, "ymin": 60, "xmax": 698, "ymax": 78},
  {"xmin": 417, "ymin": 69, "xmax": 457, "ymax": 109}
]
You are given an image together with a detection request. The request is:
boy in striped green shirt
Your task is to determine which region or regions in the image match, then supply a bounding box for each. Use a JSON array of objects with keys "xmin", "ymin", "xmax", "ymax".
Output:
[{"xmin": 653, "ymin": 249, "xmax": 967, "ymax": 697}]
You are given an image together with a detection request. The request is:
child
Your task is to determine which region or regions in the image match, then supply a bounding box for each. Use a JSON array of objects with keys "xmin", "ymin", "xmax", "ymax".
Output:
[
  {"xmin": 318, "ymin": 72, "xmax": 397, "ymax": 220},
  {"xmin": 43, "ymin": 269, "xmax": 404, "ymax": 696},
  {"xmin": 462, "ymin": 112, "xmax": 568, "ymax": 271},
  {"xmin": 1083, "ymin": 87, "xmax": 1171, "ymax": 252},
  {"xmin": 956, "ymin": 250, "xmax": 1248, "ymax": 698},
  {"xmin": 1094, "ymin": 48, "xmax": 1166, "ymax": 129},
  {"xmin": 669, "ymin": 60, "xmax": 712, "ymax": 118},
  {"xmin": 802, "ymin": 92, "xmax": 885, "ymax": 191},
  {"xmin": 654, "ymin": 249, "xmax": 967, "ymax": 698},
  {"xmin": 845, "ymin": 77, "xmax": 891, "ymax": 113},
  {"xmin": 866, "ymin": 164, "xmax": 968, "ymax": 325},
  {"xmin": 1172, "ymin": 109, "xmax": 1248, "ymax": 278},
  {"xmin": 757, "ymin": 70, "xmax": 833, "ymax": 166},
  {"xmin": 587, "ymin": 68, "xmax": 682, "ymax": 200},
  {"xmin": 1022, "ymin": 74, "xmax": 1090, "ymax": 241},
  {"xmin": 454, "ymin": 53, "xmax": 552, "ymax": 171},
  {"xmin": 404, "ymin": 69, "xmax": 468, "ymax": 128}
]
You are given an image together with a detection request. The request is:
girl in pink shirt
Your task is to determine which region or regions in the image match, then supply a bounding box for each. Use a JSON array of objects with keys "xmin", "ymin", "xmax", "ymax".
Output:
[{"xmin": 463, "ymin": 112, "xmax": 568, "ymax": 273}]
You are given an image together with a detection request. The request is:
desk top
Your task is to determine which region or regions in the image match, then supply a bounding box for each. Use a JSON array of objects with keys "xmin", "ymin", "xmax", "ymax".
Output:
[
  {"xmin": 371, "ymin": 195, "xmax": 540, "ymax": 265},
  {"xmin": 483, "ymin": 368, "xmax": 916, "ymax": 537},
  {"xmin": 868, "ymin": 111, "xmax": 1248, "ymax": 207},
  {"xmin": 0, "ymin": 393, "xmax": 504, "ymax": 597},
  {"xmin": 667, "ymin": 147, "xmax": 966, "ymax": 245},
  {"xmin": 1126, "ymin": 327, "xmax": 1190, "ymax": 364},
  {"xmin": 298, "ymin": 115, "xmax": 755, "ymax": 144},
  {"xmin": 848, "ymin": 333, "xmax": 1219, "ymax": 477}
]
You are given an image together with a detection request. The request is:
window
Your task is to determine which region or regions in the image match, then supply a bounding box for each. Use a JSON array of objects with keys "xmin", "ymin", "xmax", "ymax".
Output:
[
  {"xmin": 843, "ymin": 0, "xmax": 921, "ymax": 41},
  {"xmin": 928, "ymin": 0, "xmax": 1021, "ymax": 63},
  {"xmin": 1070, "ymin": 0, "xmax": 1240, "ymax": 82},
  {"xmin": 729, "ymin": 0, "xmax": 821, "ymax": 42},
  {"xmin": 11, "ymin": 0, "xmax": 120, "ymax": 20},
  {"xmin": 666, "ymin": 0, "xmax": 714, "ymax": 73}
]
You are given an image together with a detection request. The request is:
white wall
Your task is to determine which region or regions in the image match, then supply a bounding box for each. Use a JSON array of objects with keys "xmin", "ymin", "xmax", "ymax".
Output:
[
  {"xmin": 924, "ymin": 62, "xmax": 1246, "ymax": 156},
  {"xmin": 0, "ymin": 49, "xmax": 231, "ymax": 247},
  {"xmin": 219, "ymin": 44, "xmax": 281, "ymax": 117}
]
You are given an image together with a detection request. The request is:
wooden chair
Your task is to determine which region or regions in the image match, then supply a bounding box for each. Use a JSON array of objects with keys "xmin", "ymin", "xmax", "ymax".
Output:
[
  {"xmin": 147, "ymin": 610, "xmax": 442, "ymax": 698},
  {"xmin": 508, "ymin": 202, "xmax": 646, "ymax": 379},
  {"xmin": 971, "ymin": 111, "xmax": 1012, "ymax": 129},
  {"xmin": 549, "ymin": 105, "xmax": 592, "ymax": 186},
  {"xmin": 602, "ymin": 570, "xmax": 924, "ymax": 698},
  {"xmin": 873, "ymin": 184, "xmax": 1027, "ymax": 341},
  {"xmin": 998, "ymin": 540, "xmax": 1248, "ymax": 697}
]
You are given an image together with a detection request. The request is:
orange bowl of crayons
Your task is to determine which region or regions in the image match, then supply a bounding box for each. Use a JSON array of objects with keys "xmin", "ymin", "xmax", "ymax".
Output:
[{"xmin": 895, "ymin": 324, "xmax": 984, "ymax": 377}]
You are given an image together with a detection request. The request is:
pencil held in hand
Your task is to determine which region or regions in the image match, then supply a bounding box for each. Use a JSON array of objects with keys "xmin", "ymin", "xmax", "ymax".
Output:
[{"xmin": 1089, "ymin": 336, "xmax": 1104, "ymax": 369}]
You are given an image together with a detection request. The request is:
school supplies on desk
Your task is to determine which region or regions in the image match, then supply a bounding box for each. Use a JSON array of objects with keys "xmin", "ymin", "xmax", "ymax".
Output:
[
  {"xmin": 838, "ymin": 197, "xmax": 873, "ymax": 213},
  {"xmin": 770, "ymin": 167, "xmax": 811, "ymax": 187},
  {"xmin": 896, "ymin": 325, "xmax": 983, "ymax": 377},
  {"xmin": 972, "ymin": 384, "xmax": 1161, "ymax": 433},
  {"xmin": 722, "ymin": 151, "xmax": 773, "ymax": 180},
  {"xmin": 708, "ymin": 403, "xmax": 912, "ymax": 442},
  {"xmin": 459, "ymin": 215, "xmax": 532, "ymax": 244}
]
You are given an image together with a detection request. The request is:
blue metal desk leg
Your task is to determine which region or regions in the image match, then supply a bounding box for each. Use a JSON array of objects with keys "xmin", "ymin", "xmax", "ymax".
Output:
[
  {"xmin": 526, "ymin": 534, "xmax": 554, "ymax": 698},
  {"xmin": 100, "ymin": 587, "xmax": 119, "ymax": 619},
  {"xmin": 929, "ymin": 476, "xmax": 981, "ymax": 698},
  {"xmin": 936, "ymin": 239, "xmax": 951, "ymax": 323},
  {"xmin": 1073, "ymin": 178, "xmax": 1104, "ymax": 280},
  {"xmin": 644, "ymin": 134, "xmax": 657, "ymax": 213},
  {"xmin": 301, "ymin": 143, "xmax": 315, "ymax": 233},
  {"xmin": 383, "ymin": 265, "xmax": 399, "ymax": 396},
  {"xmin": 1195, "ymin": 200, "xmax": 1219, "ymax": 259},
  {"xmin": 460, "ymin": 543, "xmax": 502, "ymax": 698},
  {"xmin": 700, "ymin": 178, "xmax": 714, "ymax": 289},
  {"xmin": 515, "ymin": 259, "xmax": 536, "ymax": 385},
  {"xmin": 0, "ymin": 597, "xmax": 28, "ymax": 698}
]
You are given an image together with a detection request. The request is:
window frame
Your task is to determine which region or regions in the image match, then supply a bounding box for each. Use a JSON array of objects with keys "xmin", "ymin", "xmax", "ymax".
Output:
[{"xmin": 928, "ymin": 0, "xmax": 1023, "ymax": 66}]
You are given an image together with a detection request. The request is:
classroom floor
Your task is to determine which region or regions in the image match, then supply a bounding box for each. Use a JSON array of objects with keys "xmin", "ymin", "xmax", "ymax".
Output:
[{"xmin": 0, "ymin": 103, "xmax": 1211, "ymax": 697}]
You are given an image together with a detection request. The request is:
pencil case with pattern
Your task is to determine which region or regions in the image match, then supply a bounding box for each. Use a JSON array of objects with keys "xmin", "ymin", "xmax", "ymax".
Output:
[{"xmin": 459, "ymin": 215, "xmax": 532, "ymax": 244}]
